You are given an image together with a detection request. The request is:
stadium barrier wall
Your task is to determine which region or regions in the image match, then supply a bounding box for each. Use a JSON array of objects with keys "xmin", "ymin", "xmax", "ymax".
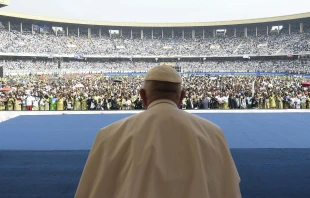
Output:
[
  {"xmin": 103, "ymin": 72, "xmax": 310, "ymax": 77},
  {"xmin": 1, "ymin": 109, "xmax": 310, "ymax": 123},
  {"xmin": 6, "ymin": 71, "xmax": 310, "ymax": 77}
]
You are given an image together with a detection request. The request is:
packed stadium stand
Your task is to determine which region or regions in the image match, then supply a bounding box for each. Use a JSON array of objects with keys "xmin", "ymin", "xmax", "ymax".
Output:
[
  {"xmin": 0, "ymin": 10, "xmax": 309, "ymax": 75},
  {"xmin": 0, "ymin": 11, "xmax": 309, "ymax": 79},
  {"xmin": 1, "ymin": 10, "xmax": 310, "ymax": 111}
]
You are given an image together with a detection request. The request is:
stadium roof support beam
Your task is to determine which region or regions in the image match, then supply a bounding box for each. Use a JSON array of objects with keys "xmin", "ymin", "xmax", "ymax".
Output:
[
  {"xmin": 120, "ymin": 29, "xmax": 122, "ymax": 37},
  {"xmin": 141, "ymin": 29, "xmax": 143, "ymax": 39},
  {"xmin": 203, "ymin": 29, "xmax": 205, "ymax": 39},
  {"xmin": 192, "ymin": 29, "xmax": 195, "ymax": 39},
  {"xmin": 213, "ymin": 29, "xmax": 216, "ymax": 37},
  {"xmin": 267, "ymin": 26, "xmax": 269, "ymax": 36},
  {"xmin": 182, "ymin": 29, "xmax": 184, "ymax": 39},
  {"xmin": 88, "ymin": 27, "xmax": 91, "ymax": 39},
  {"xmin": 7, "ymin": 21, "xmax": 10, "ymax": 32},
  {"xmin": 289, "ymin": 24, "xmax": 291, "ymax": 35},
  {"xmin": 172, "ymin": 29, "xmax": 174, "ymax": 38},
  {"xmin": 255, "ymin": 27, "xmax": 258, "ymax": 37},
  {"xmin": 162, "ymin": 28, "xmax": 163, "ymax": 38},
  {"xmin": 234, "ymin": 28, "xmax": 236, "ymax": 37},
  {"xmin": 244, "ymin": 27, "xmax": 247, "ymax": 38},
  {"xmin": 151, "ymin": 29, "xmax": 153, "ymax": 39},
  {"xmin": 66, "ymin": 27, "xmax": 69, "ymax": 36},
  {"xmin": 78, "ymin": 27, "xmax": 80, "ymax": 37},
  {"xmin": 131, "ymin": 29, "xmax": 133, "ymax": 39},
  {"xmin": 20, "ymin": 22, "xmax": 23, "ymax": 34},
  {"xmin": 300, "ymin": 22, "xmax": 304, "ymax": 33},
  {"xmin": 99, "ymin": 28, "xmax": 101, "ymax": 38},
  {"xmin": 31, "ymin": 24, "xmax": 34, "ymax": 34}
]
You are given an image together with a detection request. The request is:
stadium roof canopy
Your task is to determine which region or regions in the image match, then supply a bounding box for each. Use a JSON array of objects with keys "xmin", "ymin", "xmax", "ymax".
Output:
[
  {"xmin": 0, "ymin": 10, "xmax": 309, "ymax": 28},
  {"xmin": 0, "ymin": 0, "xmax": 9, "ymax": 8}
]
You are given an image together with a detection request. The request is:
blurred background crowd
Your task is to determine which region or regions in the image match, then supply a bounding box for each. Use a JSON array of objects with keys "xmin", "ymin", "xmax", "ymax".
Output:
[{"xmin": 1, "ymin": 74, "xmax": 309, "ymax": 111}]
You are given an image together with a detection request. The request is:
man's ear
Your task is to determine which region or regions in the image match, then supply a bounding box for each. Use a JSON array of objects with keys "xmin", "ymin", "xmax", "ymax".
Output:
[
  {"xmin": 177, "ymin": 90, "xmax": 186, "ymax": 107},
  {"xmin": 139, "ymin": 89, "xmax": 147, "ymax": 108}
]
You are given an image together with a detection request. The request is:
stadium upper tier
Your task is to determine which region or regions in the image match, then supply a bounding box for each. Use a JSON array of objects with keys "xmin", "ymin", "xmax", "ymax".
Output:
[
  {"xmin": 0, "ymin": 26, "xmax": 309, "ymax": 56},
  {"xmin": 0, "ymin": 11, "xmax": 309, "ymax": 57}
]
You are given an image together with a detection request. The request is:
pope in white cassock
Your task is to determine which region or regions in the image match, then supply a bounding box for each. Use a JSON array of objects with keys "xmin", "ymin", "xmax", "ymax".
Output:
[{"xmin": 75, "ymin": 65, "xmax": 241, "ymax": 198}]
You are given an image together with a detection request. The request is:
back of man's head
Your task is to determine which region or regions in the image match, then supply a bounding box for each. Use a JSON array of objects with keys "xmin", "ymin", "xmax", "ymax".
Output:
[{"xmin": 140, "ymin": 65, "xmax": 185, "ymax": 108}]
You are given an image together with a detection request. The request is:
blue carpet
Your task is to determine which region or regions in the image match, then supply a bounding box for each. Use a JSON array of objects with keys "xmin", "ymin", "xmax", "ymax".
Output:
[
  {"xmin": 1, "ymin": 149, "xmax": 310, "ymax": 198},
  {"xmin": 1, "ymin": 113, "xmax": 310, "ymax": 198},
  {"xmin": 1, "ymin": 113, "xmax": 310, "ymax": 150}
]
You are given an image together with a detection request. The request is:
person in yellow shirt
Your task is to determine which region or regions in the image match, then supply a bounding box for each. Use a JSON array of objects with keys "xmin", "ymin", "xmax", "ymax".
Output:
[
  {"xmin": 0, "ymin": 97, "xmax": 5, "ymax": 111},
  {"xmin": 269, "ymin": 93, "xmax": 276, "ymax": 109},
  {"xmin": 276, "ymin": 93, "xmax": 283, "ymax": 109},
  {"xmin": 307, "ymin": 95, "xmax": 310, "ymax": 109},
  {"xmin": 74, "ymin": 94, "xmax": 81, "ymax": 111},
  {"xmin": 222, "ymin": 94, "xmax": 229, "ymax": 109},
  {"xmin": 14, "ymin": 94, "xmax": 22, "ymax": 111},
  {"xmin": 57, "ymin": 94, "xmax": 65, "ymax": 111},
  {"xmin": 6, "ymin": 93, "xmax": 16, "ymax": 111},
  {"xmin": 300, "ymin": 93, "xmax": 307, "ymax": 109},
  {"xmin": 81, "ymin": 94, "xmax": 88, "ymax": 111}
]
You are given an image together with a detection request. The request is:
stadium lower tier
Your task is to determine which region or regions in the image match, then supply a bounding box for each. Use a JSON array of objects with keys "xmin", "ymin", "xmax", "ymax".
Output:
[
  {"xmin": 2, "ymin": 59, "xmax": 310, "ymax": 75},
  {"xmin": 0, "ymin": 112, "xmax": 310, "ymax": 198}
]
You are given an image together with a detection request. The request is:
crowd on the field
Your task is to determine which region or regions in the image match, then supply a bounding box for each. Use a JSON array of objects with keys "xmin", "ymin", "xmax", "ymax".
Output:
[
  {"xmin": 3, "ymin": 59, "xmax": 310, "ymax": 75},
  {"xmin": 1, "ymin": 73, "xmax": 309, "ymax": 111},
  {"xmin": 0, "ymin": 25, "xmax": 309, "ymax": 56}
]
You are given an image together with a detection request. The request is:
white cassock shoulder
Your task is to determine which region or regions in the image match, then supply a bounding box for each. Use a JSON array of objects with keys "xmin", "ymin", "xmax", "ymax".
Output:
[{"xmin": 74, "ymin": 117, "xmax": 133, "ymax": 198}]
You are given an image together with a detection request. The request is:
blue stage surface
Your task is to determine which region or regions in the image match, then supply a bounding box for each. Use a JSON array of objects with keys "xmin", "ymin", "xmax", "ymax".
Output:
[
  {"xmin": 1, "ymin": 113, "xmax": 310, "ymax": 198},
  {"xmin": 0, "ymin": 113, "xmax": 310, "ymax": 150}
]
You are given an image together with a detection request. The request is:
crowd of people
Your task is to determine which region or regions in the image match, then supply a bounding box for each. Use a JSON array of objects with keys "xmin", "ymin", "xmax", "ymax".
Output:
[
  {"xmin": 2, "ymin": 59, "xmax": 310, "ymax": 75},
  {"xmin": 1, "ymin": 23, "xmax": 310, "ymax": 111},
  {"xmin": 0, "ymin": 24, "xmax": 309, "ymax": 56},
  {"xmin": 1, "ymin": 73, "xmax": 309, "ymax": 111}
]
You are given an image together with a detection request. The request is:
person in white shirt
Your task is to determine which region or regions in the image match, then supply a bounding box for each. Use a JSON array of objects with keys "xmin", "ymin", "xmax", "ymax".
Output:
[
  {"xmin": 75, "ymin": 65, "xmax": 241, "ymax": 198},
  {"xmin": 32, "ymin": 96, "xmax": 40, "ymax": 111},
  {"xmin": 295, "ymin": 96, "xmax": 301, "ymax": 109},
  {"xmin": 290, "ymin": 96, "xmax": 296, "ymax": 109},
  {"xmin": 126, "ymin": 99, "xmax": 132, "ymax": 110},
  {"xmin": 26, "ymin": 94, "xmax": 35, "ymax": 111}
]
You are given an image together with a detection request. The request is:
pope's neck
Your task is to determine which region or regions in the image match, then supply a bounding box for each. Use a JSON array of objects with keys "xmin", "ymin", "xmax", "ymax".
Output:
[{"xmin": 146, "ymin": 99, "xmax": 178, "ymax": 109}]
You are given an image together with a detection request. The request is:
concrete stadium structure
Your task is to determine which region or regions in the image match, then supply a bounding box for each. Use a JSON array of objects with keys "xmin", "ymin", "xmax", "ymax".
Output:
[
  {"xmin": 0, "ymin": 9, "xmax": 309, "ymax": 77},
  {"xmin": 0, "ymin": 10, "xmax": 309, "ymax": 38}
]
